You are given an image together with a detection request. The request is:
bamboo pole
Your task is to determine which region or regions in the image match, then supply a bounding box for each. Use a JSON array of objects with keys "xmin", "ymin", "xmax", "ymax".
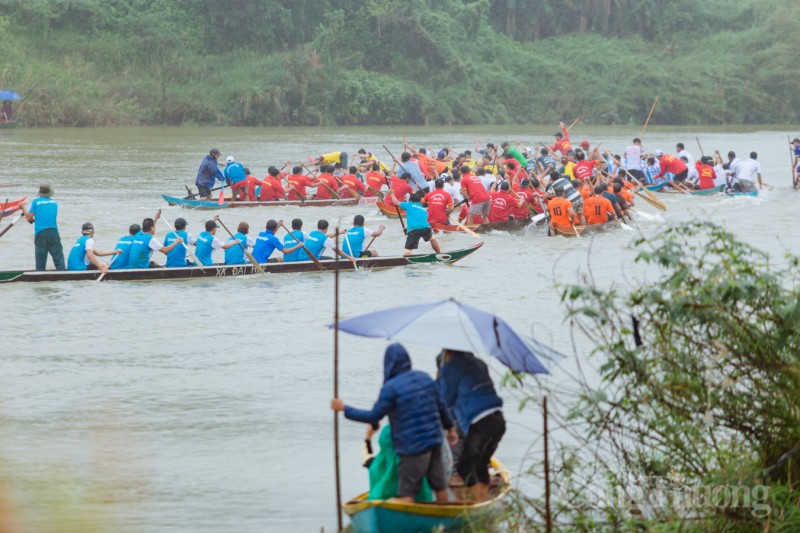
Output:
[
  {"xmin": 544, "ymin": 395, "xmax": 551, "ymax": 533},
  {"xmin": 640, "ymin": 95, "xmax": 660, "ymax": 138},
  {"xmin": 333, "ymin": 229, "xmax": 343, "ymax": 531}
]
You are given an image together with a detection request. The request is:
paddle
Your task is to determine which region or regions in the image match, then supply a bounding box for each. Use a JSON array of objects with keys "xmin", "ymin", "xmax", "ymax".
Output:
[
  {"xmin": 640, "ymin": 95, "xmax": 660, "ymax": 138},
  {"xmin": 789, "ymin": 136, "xmax": 799, "ymax": 189},
  {"xmin": 381, "ymin": 175, "xmax": 407, "ymax": 235},
  {"xmin": 278, "ymin": 221, "xmax": 325, "ymax": 271},
  {"xmin": 631, "ymin": 208, "xmax": 656, "ymax": 221},
  {"xmin": 216, "ymin": 216, "xmax": 267, "ymax": 275},
  {"xmin": 218, "ymin": 175, "xmax": 226, "ymax": 205},
  {"xmin": 162, "ymin": 217, "xmax": 206, "ymax": 271},
  {"xmin": 570, "ymin": 221, "xmax": 582, "ymax": 239},
  {"xmin": 96, "ymin": 253, "xmax": 118, "ymax": 283},
  {"xmin": 0, "ymin": 213, "xmax": 23, "ymax": 240},
  {"xmin": 0, "ymin": 198, "xmax": 8, "ymax": 226},
  {"xmin": 566, "ymin": 117, "xmax": 581, "ymax": 131},
  {"xmin": 302, "ymin": 164, "xmax": 339, "ymax": 199},
  {"xmin": 696, "ymin": 136, "xmax": 705, "ymax": 157},
  {"xmin": 603, "ymin": 149, "xmax": 666, "ymax": 212},
  {"xmin": 338, "ymin": 225, "xmax": 360, "ymax": 269}
]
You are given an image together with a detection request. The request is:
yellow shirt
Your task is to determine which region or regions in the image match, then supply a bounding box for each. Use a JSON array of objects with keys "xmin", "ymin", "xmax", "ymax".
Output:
[
  {"xmin": 364, "ymin": 154, "xmax": 390, "ymax": 172},
  {"xmin": 321, "ymin": 152, "xmax": 342, "ymax": 165},
  {"xmin": 564, "ymin": 161, "xmax": 576, "ymax": 178}
]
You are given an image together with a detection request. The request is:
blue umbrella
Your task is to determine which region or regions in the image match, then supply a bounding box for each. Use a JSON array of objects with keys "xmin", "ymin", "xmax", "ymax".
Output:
[
  {"xmin": 335, "ymin": 298, "xmax": 564, "ymax": 374},
  {"xmin": 0, "ymin": 90, "xmax": 21, "ymax": 101}
]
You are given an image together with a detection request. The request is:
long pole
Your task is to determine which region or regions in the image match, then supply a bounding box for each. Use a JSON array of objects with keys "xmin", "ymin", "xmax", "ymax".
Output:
[
  {"xmin": 544, "ymin": 395, "xmax": 551, "ymax": 533},
  {"xmin": 695, "ymin": 136, "xmax": 705, "ymax": 157},
  {"xmin": 640, "ymin": 95, "xmax": 660, "ymax": 138},
  {"xmin": 333, "ymin": 229, "xmax": 343, "ymax": 532}
]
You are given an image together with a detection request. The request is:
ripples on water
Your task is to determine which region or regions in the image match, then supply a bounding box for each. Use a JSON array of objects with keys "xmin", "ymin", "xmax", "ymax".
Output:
[{"xmin": 0, "ymin": 126, "xmax": 797, "ymax": 532}]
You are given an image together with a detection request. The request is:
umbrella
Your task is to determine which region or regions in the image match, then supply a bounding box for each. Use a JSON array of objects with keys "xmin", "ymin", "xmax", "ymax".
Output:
[
  {"xmin": 0, "ymin": 91, "xmax": 21, "ymax": 101},
  {"xmin": 335, "ymin": 298, "xmax": 564, "ymax": 374}
]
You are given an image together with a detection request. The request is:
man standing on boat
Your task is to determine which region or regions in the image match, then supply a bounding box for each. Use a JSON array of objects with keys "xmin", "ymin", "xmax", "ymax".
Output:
[
  {"xmin": 733, "ymin": 152, "xmax": 765, "ymax": 192},
  {"xmin": 67, "ymin": 223, "xmax": 120, "ymax": 273},
  {"xmin": 791, "ymin": 138, "xmax": 800, "ymax": 187},
  {"xmin": 331, "ymin": 343, "xmax": 458, "ymax": 504},
  {"xmin": 223, "ymin": 155, "xmax": 248, "ymax": 201},
  {"xmin": 18, "ymin": 184, "xmax": 65, "ymax": 271},
  {"xmin": 439, "ymin": 349, "xmax": 505, "ymax": 503},
  {"xmin": 196, "ymin": 148, "xmax": 225, "ymax": 200},
  {"xmin": 548, "ymin": 122, "xmax": 572, "ymax": 155},
  {"xmin": 624, "ymin": 138, "xmax": 645, "ymax": 182}
]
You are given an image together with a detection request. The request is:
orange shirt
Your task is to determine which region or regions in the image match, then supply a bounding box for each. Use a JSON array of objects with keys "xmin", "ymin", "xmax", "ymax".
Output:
[
  {"xmin": 547, "ymin": 197, "xmax": 573, "ymax": 227},
  {"xmin": 313, "ymin": 173, "xmax": 340, "ymax": 200},
  {"xmin": 340, "ymin": 174, "xmax": 366, "ymax": 198},
  {"xmin": 365, "ymin": 171, "xmax": 386, "ymax": 196},
  {"xmin": 584, "ymin": 195, "xmax": 614, "ymax": 225}
]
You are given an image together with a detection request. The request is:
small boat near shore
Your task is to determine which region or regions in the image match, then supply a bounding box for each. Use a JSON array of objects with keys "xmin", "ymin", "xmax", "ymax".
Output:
[
  {"xmin": 0, "ymin": 244, "xmax": 484, "ymax": 283},
  {"xmin": 344, "ymin": 457, "xmax": 511, "ymax": 533},
  {"xmin": 162, "ymin": 194, "xmax": 379, "ymax": 210}
]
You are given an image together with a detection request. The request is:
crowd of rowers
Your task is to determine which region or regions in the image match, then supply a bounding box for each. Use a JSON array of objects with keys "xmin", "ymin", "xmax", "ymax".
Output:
[{"xmin": 49, "ymin": 212, "xmax": 392, "ymax": 274}]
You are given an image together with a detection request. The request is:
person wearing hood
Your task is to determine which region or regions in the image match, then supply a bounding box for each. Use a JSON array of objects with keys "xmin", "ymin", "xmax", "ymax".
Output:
[
  {"xmin": 195, "ymin": 148, "xmax": 225, "ymax": 200},
  {"xmin": 439, "ymin": 349, "xmax": 505, "ymax": 503},
  {"xmin": 331, "ymin": 343, "xmax": 458, "ymax": 503}
]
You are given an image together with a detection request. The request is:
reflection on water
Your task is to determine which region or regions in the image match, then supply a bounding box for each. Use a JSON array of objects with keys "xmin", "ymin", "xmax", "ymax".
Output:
[{"xmin": 0, "ymin": 126, "xmax": 798, "ymax": 532}]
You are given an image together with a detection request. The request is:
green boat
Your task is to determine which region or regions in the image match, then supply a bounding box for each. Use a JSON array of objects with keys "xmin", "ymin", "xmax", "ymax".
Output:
[
  {"xmin": 0, "ymin": 243, "xmax": 484, "ymax": 283},
  {"xmin": 658, "ymin": 184, "xmax": 723, "ymax": 196}
]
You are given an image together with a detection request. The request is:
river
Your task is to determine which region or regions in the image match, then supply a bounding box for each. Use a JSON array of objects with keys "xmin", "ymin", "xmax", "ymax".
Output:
[{"xmin": 0, "ymin": 126, "xmax": 798, "ymax": 532}]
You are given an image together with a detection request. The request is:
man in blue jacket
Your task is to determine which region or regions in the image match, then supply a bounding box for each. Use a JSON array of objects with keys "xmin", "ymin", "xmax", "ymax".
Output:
[
  {"xmin": 439, "ymin": 349, "xmax": 505, "ymax": 503},
  {"xmin": 332, "ymin": 343, "xmax": 458, "ymax": 503},
  {"xmin": 195, "ymin": 148, "xmax": 225, "ymax": 199}
]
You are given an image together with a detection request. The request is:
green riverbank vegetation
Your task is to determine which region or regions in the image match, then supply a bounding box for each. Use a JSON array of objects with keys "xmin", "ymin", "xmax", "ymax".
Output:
[
  {"xmin": 505, "ymin": 223, "xmax": 800, "ymax": 531},
  {"xmin": 1, "ymin": 0, "xmax": 798, "ymax": 127}
]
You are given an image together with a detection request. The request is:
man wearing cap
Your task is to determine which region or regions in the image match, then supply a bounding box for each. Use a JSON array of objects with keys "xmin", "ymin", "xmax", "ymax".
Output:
[
  {"xmin": 791, "ymin": 138, "xmax": 800, "ymax": 188},
  {"xmin": 223, "ymin": 155, "xmax": 248, "ymax": 201},
  {"xmin": 164, "ymin": 218, "xmax": 197, "ymax": 268},
  {"xmin": 109, "ymin": 224, "xmax": 141, "ymax": 271},
  {"xmin": 195, "ymin": 148, "xmax": 225, "ymax": 200},
  {"xmin": 548, "ymin": 121, "xmax": 572, "ymax": 155},
  {"xmin": 67, "ymin": 223, "xmax": 119, "ymax": 272},
  {"xmin": 129, "ymin": 212, "xmax": 184, "ymax": 268},
  {"xmin": 579, "ymin": 140, "xmax": 591, "ymax": 154},
  {"xmin": 19, "ymin": 184, "xmax": 65, "ymax": 271},
  {"xmin": 195, "ymin": 217, "xmax": 240, "ymax": 266}
]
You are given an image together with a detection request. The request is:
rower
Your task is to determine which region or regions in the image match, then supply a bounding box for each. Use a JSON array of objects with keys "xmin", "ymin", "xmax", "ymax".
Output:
[
  {"xmin": 364, "ymin": 164, "xmax": 387, "ymax": 197},
  {"xmin": 164, "ymin": 217, "xmax": 197, "ymax": 268},
  {"xmin": 545, "ymin": 170, "xmax": 585, "ymax": 225},
  {"xmin": 584, "ymin": 185, "xmax": 616, "ymax": 226},
  {"xmin": 129, "ymin": 213, "xmax": 183, "ymax": 268},
  {"xmin": 259, "ymin": 167, "xmax": 286, "ymax": 201},
  {"xmin": 500, "ymin": 141, "xmax": 528, "ymax": 168},
  {"xmin": 342, "ymin": 215, "xmax": 385, "ymax": 258},
  {"xmin": 339, "ymin": 167, "xmax": 367, "ymax": 198},
  {"xmin": 295, "ymin": 219, "xmax": 348, "ymax": 262},
  {"xmin": 224, "ymin": 221, "xmax": 256, "ymax": 265},
  {"xmin": 654, "ymin": 149, "xmax": 688, "ymax": 186},
  {"xmin": 286, "ymin": 166, "xmax": 318, "ymax": 201},
  {"xmin": 397, "ymin": 152, "xmax": 429, "ymax": 193},
  {"xmin": 67, "ymin": 222, "xmax": 120, "ymax": 273},
  {"xmin": 460, "ymin": 165, "xmax": 492, "ymax": 225},
  {"xmin": 282, "ymin": 218, "xmax": 306, "ymax": 262},
  {"xmin": 313, "ymin": 150, "xmax": 349, "ymax": 169},
  {"xmin": 399, "ymin": 191, "xmax": 441, "ymax": 256},
  {"xmin": 109, "ymin": 224, "xmax": 141, "ymax": 271},
  {"xmin": 313, "ymin": 165, "xmax": 341, "ymax": 201},
  {"xmin": 194, "ymin": 218, "xmax": 239, "ymax": 266},
  {"xmin": 385, "ymin": 173, "xmax": 413, "ymax": 207},
  {"xmin": 546, "ymin": 187, "xmax": 576, "ymax": 231},
  {"xmin": 488, "ymin": 182, "xmax": 524, "ymax": 223},
  {"xmin": 421, "ymin": 178, "xmax": 453, "ymax": 227},
  {"xmin": 548, "ymin": 121, "xmax": 572, "ymax": 155},
  {"xmin": 252, "ymin": 219, "xmax": 303, "ymax": 263}
]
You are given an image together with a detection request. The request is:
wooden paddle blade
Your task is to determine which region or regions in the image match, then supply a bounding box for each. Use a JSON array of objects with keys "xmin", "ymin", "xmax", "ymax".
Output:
[
  {"xmin": 635, "ymin": 190, "xmax": 666, "ymax": 212},
  {"xmin": 245, "ymin": 250, "xmax": 267, "ymax": 275}
]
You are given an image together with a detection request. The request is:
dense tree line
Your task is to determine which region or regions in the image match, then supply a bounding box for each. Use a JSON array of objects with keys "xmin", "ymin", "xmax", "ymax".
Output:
[{"xmin": 0, "ymin": 0, "xmax": 797, "ymax": 126}]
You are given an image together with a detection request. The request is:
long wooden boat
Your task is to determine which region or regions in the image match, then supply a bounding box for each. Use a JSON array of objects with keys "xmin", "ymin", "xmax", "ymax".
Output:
[
  {"xmin": 376, "ymin": 201, "xmax": 405, "ymax": 219},
  {"xmin": 431, "ymin": 217, "xmax": 533, "ymax": 234},
  {"xmin": 551, "ymin": 222, "xmax": 586, "ymax": 237},
  {"xmin": 0, "ymin": 243, "xmax": 483, "ymax": 283},
  {"xmin": 344, "ymin": 457, "xmax": 510, "ymax": 533},
  {"xmin": 658, "ymin": 184, "xmax": 723, "ymax": 196},
  {"xmin": 162, "ymin": 194, "xmax": 378, "ymax": 210},
  {"xmin": 725, "ymin": 190, "xmax": 758, "ymax": 197},
  {"xmin": 645, "ymin": 182, "xmax": 666, "ymax": 191}
]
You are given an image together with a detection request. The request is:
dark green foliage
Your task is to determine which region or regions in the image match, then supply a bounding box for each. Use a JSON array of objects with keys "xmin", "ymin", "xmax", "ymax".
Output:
[
  {"xmin": 516, "ymin": 223, "xmax": 800, "ymax": 531},
  {"xmin": 0, "ymin": 0, "xmax": 797, "ymax": 126}
]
